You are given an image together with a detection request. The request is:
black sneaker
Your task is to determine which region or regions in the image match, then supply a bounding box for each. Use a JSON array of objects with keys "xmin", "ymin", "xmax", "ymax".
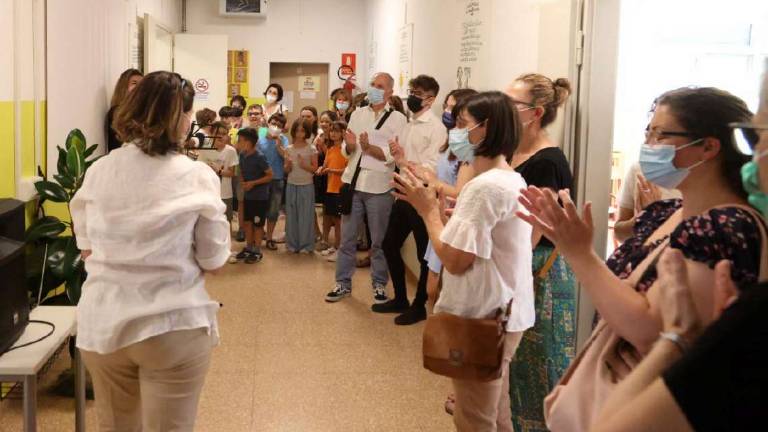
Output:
[
  {"xmin": 394, "ymin": 306, "xmax": 427, "ymax": 326},
  {"xmin": 325, "ymin": 284, "xmax": 351, "ymax": 302},
  {"xmin": 244, "ymin": 251, "xmax": 263, "ymax": 264},
  {"xmin": 371, "ymin": 299, "xmax": 409, "ymax": 314},
  {"xmin": 372, "ymin": 283, "xmax": 388, "ymax": 304},
  {"xmin": 233, "ymin": 248, "xmax": 250, "ymax": 261}
]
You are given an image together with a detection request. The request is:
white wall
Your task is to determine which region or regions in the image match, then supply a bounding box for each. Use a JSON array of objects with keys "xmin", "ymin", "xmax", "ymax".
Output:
[
  {"xmin": 365, "ymin": 0, "xmax": 574, "ymax": 277},
  {"xmin": 47, "ymin": 0, "xmax": 181, "ymax": 174},
  {"xmin": 185, "ymin": 0, "xmax": 367, "ymax": 100}
]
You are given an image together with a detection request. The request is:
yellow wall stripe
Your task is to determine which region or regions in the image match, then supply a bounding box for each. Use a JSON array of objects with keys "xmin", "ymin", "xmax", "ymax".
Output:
[
  {"xmin": 21, "ymin": 101, "xmax": 35, "ymax": 177},
  {"xmin": 0, "ymin": 101, "xmax": 14, "ymax": 198}
]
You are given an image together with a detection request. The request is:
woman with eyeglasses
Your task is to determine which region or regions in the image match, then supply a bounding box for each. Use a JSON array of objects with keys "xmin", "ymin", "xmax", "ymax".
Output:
[
  {"xmin": 518, "ymin": 87, "xmax": 764, "ymax": 431},
  {"xmin": 71, "ymin": 71, "xmax": 230, "ymax": 431},
  {"xmin": 504, "ymin": 73, "xmax": 578, "ymax": 431},
  {"xmin": 592, "ymin": 71, "xmax": 768, "ymax": 432}
]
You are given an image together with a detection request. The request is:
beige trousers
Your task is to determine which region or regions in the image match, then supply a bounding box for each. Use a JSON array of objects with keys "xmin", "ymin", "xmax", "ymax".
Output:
[
  {"xmin": 451, "ymin": 331, "xmax": 524, "ymax": 432},
  {"xmin": 80, "ymin": 328, "xmax": 213, "ymax": 432}
]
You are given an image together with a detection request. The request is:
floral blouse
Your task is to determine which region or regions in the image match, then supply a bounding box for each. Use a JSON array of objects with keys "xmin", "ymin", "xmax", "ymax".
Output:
[{"xmin": 606, "ymin": 199, "xmax": 763, "ymax": 292}]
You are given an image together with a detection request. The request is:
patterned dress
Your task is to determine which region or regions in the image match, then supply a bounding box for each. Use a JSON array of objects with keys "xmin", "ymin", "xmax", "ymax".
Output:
[{"xmin": 509, "ymin": 148, "xmax": 577, "ymax": 432}]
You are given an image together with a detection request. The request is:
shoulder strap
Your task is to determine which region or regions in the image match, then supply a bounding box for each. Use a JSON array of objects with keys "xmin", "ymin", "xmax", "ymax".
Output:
[{"xmin": 375, "ymin": 109, "xmax": 394, "ymax": 130}]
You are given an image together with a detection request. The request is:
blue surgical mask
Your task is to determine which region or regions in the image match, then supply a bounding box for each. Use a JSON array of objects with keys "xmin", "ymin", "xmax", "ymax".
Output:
[
  {"xmin": 336, "ymin": 101, "xmax": 350, "ymax": 111},
  {"xmin": 367, "ymin": 86, "xmax": 385, "ymax": 105},
  {"xmin": 741, "ymin": 150, "xmax": 768, "ymax": 215},
  {"xmin": 447, "ymin": 123, "xmax": 484, "ymax": 163},
  {"xmin": 442, "ymin": 111, "xmax": 455, "ymax": 130},
  {"xmin": 638, "ymin": 139, "xmax": 704, "ymax": 189}
]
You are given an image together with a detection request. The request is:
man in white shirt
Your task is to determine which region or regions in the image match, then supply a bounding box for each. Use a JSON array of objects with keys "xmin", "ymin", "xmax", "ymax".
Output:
[
  {"xmin": 325, "ymin": 72, "xmax": 407, "ymax": 304},
  {"xmin": 204, "ymin": 121, "xmax": 239, "ymax": 232},
  {"xmin": 374, "ymin": 75, "xmax": 447, "ymax": 325}
]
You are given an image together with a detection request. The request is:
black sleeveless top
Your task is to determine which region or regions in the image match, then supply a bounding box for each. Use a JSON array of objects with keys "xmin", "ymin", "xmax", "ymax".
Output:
[{"xmin": 515, "ymin": 147, "xmax": 574, "ymax": 248}]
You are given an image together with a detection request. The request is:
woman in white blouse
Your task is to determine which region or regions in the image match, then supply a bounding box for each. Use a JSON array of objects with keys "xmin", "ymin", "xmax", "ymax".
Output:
[
  {"xmin": 393, "ymin": 91, "xmax": 534, "ymax": 432},
  {"xmin": 70, "ymin": 71, "xmax": 231, "ymax": 432}
]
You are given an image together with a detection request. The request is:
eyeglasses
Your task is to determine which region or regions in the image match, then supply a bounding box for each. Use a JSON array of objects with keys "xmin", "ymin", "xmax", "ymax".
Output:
[
  {"xmin": 407, "ymin": 89, "xmax": 433, "ymax": 99},
  {"xmin": 729, "ymin": 122, "xmax": 768, "ymax": 156},
  {"xmin": 644, "ymin": 126, "xmax": 699, "ymax": 143},
  {"xmin": 248, "ymin": 111, "xmax": 262, "ymax": 116},
  {"xmin": 510, "ymin": 99, "xmax": 536, "ymax": 111}
]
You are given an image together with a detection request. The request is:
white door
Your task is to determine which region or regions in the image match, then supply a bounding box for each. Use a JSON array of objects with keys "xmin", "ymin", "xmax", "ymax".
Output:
[
  {"xmin": 143, "ymin": 13, "xmax": 173, "ymax": 73},
  {"xmin": 173, "ymin": 34, "xmax": 229, "ymax": 114}
]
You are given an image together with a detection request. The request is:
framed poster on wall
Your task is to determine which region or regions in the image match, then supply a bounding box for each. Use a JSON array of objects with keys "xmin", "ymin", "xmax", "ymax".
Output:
[{"xmin": 219, "ymin": 0, "xmax": 267, "ymax": 18}]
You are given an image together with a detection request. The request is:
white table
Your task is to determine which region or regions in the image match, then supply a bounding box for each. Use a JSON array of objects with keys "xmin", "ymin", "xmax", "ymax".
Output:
[{"xmin": 0, "ymin": 306, "xmax": 85, "ymax": 432}]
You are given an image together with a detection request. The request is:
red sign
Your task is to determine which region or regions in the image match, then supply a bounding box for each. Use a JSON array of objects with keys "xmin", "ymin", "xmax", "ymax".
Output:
[{"xmin": 341, "ymin": 53, "xmax": 356, "ymax": 72}]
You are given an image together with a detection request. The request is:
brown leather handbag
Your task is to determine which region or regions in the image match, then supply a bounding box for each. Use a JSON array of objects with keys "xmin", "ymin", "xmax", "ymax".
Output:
[{"xmin": 422, "ymin": 300, "xmax": 513, "ymax": 382}]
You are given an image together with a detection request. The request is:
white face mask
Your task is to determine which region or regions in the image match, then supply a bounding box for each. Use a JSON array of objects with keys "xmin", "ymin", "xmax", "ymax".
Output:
[
  {"xmin": 266, "ymin": 94, "xmax": 278, "ymax": 104},
  {"xmin": 269, "ymin": 125, "xmax": 282, "ymax": 136}
]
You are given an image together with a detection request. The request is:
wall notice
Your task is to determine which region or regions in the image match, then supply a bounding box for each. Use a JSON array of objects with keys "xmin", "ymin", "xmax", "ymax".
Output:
[
  {"xmin": 398, "ymin": 23, "xmax": 414, "ymax": 96},
  {"xmin": 458, "ymin": 0, "xmax": 485, "ymax": 89},
  {"xmin": 227, "ymin": 50, "xmax": 249, "ymax": 97},
  {"xmin": 299, "ymin": 75, "xmax": 321, "ymax": 92}
]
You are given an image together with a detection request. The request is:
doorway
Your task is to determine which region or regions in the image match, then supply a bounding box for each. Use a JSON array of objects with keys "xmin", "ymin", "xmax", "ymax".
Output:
[{"xmin": 269, "ymin": 63, "xmax": 330, "ymax": 127}]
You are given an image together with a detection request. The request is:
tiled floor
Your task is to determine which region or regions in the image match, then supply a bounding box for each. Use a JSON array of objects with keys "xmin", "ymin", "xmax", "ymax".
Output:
[{"xmin": 0, "ymin": 231, "xmax": 454, "ymax": 431}]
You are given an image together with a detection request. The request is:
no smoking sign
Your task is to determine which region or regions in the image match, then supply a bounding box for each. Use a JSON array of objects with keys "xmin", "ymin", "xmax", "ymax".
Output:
[{"xmin": 194, "ymin": 78, "xmax": 210, "ymax": 93}]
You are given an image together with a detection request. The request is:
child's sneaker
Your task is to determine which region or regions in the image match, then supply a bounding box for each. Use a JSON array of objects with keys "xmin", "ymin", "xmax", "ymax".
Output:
[
  {"xmin": 325, "ymin": 251, "xmax": 338, "ymax": 262},
  {"xmin": 244, "ymin": 251, "xmax": 263, "ymax": 264},
  {"xmin": 230, "ymin": 248, "xmax": 249, "ymax": 263},
  {"xmin": 325, "ymin": 283, "xmax": 351, "ymax": 302},
  {"xmin": 315, "ymin": 241, "xmax": 330, "ymax": 252},
  {"xmin": 372, "ymin": 283, "xmax": 388, "ymax": 304},
  {"xmin": 320, "ymin": 247, "xmax": 336, "ymax": 256}
]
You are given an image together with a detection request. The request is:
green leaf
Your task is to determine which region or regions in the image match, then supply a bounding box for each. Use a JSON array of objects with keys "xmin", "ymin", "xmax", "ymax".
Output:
[
  {"xmin": 57, "ymin": 147, "xmax": 68, "ymax": 176},
  {"xmin": 35, "ymin": 180, "xmax": 69, "ymax": 202},
  {"xmin": 66, "ymin": 144, "xmax": 85, "ymax": 180},
  {"xmin": 47, "ymin": 237, "xmax": 81, "ymax": 281},
  {"xmin": 65, "ymin": 271, "xmax": 83, "ymax": 304},
  {"xmin": 83, "ymin": 144, "xmax": 99, "ymax": 159},
  {"xmin": 26, "ymin": 216, "xmax": 66, "ymax": 242},
  {"xmin": 53, "ymin": 173, "xmax": 75, "ymax": 189},
  {"xmin": 65, "ymin": 129, "xmax": 86, "ymax": 152}
]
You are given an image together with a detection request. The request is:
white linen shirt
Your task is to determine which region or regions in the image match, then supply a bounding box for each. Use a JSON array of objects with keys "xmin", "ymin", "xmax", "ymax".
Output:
[
  {"xmin": 70, "ymin": 144, "xmax": 231, "ymax": 354},
  {"xmin": 399, "ymin": 110, "xmax": 447, "ymax": 172},
  {"xmin": 341, "ymin": 104, "xmax": 407, "ymax": 194},
  {"xmin": 434, "ymin": 168, "xmax": 535, "ymax": 333}
]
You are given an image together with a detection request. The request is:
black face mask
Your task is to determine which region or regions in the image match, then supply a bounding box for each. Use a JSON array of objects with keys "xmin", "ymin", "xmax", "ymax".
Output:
[{"xmin": 407, "ymin": 95, "xmax": 425, "ymax": 113}]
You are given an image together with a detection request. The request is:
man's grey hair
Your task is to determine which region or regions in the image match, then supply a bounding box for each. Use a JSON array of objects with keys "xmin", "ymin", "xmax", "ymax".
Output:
[{"xmin": 371, "ymin": 72, "xmax": 395, "ymax": 90}]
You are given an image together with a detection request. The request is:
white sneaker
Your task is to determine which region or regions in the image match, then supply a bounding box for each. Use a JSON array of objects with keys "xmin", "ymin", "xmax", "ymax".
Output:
[
  {"xmin": 326, "ymin": 251, "xmax": 338, "ymax": 262},
  {"xmin": 321, "ymin": 247, "xmax": 337, "ymax": 256}
]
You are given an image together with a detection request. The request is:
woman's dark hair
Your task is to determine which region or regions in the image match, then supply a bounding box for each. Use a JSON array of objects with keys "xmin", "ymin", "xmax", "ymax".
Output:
[
  {"xmin": 264, "ymin": 83, "xmax": 284, "ymax": 102},
  {"xmin": 238, "ymin": 127, "xmax": 260, "ymax": 146},
  {"xmin": 516, "ymin": 73, "xmax": 571, "ymax": 128},
  {"xmin": 440, "ymin": 88, "xmax": 479, "ymax": 156},
  {"xmin": 389, "ymin": 95, "xmax": 406, "ymax": 116},
  {"xmin": 230, "ymin": 95, "xmax": 247, "ymax": 108},
  {"xmin": 300, "ymin": 105, "xmax": 319, "ymax": 136},
  {"xmin": 110, "ymin": 68, "xmax": 143, "ymax": 108},
  {"xmin": 113, "ymin": 71, "xmax": 194, "ymax": 156},
  {"xmin": 458, "ymin": 91, "xmax": 521, "ymax": 161},
  {"xmin": 654, "ymin": 87, "xmax": 753, "ymax": 199},
  {"xmin": 290, "ymin": 119, "xmax": 313, "ymax": 140}
]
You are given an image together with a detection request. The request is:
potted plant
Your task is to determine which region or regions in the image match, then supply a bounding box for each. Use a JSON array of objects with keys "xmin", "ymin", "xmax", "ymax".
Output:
[{"xmin": 25, "ymin": 128, "xmax": 100, "ymax": 398}]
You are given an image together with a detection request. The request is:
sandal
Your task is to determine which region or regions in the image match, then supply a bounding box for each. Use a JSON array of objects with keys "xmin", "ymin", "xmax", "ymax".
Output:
[
  {"xmin": 266, "ymin": 240, "xmax": 278, "ymax": 251},
  {"xmin": 444, "ymin": 393, "xmax": 455, "ymax": 415}
]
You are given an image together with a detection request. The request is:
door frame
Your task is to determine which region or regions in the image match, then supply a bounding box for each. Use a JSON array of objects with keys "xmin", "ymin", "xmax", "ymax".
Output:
[{"xmin": 568, "ymin": 0, "xmax": 622, "ymax": 350}]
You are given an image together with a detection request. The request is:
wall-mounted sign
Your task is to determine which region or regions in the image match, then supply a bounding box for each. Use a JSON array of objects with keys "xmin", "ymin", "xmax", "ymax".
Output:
[{"xmin": 299, "ymin": 75, "xmax": 321, "ymax": 92}]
